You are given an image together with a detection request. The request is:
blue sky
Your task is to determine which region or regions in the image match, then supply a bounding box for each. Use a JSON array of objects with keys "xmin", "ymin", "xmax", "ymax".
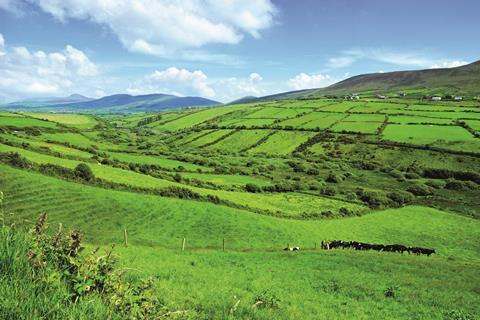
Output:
[{"xmin": 0, "ymin": 0, "xmax": 478, "ymax": 102}]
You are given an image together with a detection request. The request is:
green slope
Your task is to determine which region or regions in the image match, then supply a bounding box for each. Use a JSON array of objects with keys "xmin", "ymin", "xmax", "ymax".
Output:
[
  {"xmin": 254, "ymin": 60, "xmax": 480, "ymax": 101},
  {"xmin": 1, "ymin": 164, "xmax": 478, "ymax": 259}
]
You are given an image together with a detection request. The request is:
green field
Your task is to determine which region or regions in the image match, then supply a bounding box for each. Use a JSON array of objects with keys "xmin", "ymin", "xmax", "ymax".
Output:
[
  {"xmin": 24, "ymin": 113, "xmax": 99, "ymax": 129},
  {"xmin": 0, "ymin": 95, "xmax": 479, "ymax": 319},
  {"xmin": 331, "ymin": 121, "xmax": 382, "ymax": 134},
  {"xmin": 248, "ymin": 131, "xmax": 316, "ymax": 154},
  {"xmin": 0, "ymin": 116, "xmax": 57, "ymax": 128},
  {"xmin": 382, "ymin": 124, "xmax": 475, "ymax": 144},
  {"xmin": 206, "ymin": 130, "xmax": 271, "ymax": 152}
]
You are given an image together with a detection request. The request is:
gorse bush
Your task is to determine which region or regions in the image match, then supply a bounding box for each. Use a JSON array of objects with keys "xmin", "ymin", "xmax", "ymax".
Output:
[
  {"xmin": 74, "ymin": 163, "xmax": 95, "ymax": 181},
  {"xmin": 0, "ymin": 212, "xmax": 169, "ymax": 319}
]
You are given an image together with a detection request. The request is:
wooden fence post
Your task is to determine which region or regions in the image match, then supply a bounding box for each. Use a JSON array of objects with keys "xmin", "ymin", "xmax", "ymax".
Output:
[
  {"xmin": 182, "ymin": 237, "xmax": 186, "ymax": 252},
  {"xmin": 124, "ymin": 228, "xmax": 128, "ymax": 247}
]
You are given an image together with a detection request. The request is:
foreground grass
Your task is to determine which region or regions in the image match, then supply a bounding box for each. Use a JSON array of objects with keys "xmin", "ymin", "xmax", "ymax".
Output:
[
  {"xmin": 1, "ymin": 164, "xmax": 479, "ymax": 319},
  {"xmin": 0, "ymin": 227, "xmax": 111, "ymax": 319},
  {"xmin": 114, "ymin": 246, "xmax": 480, "ymax": 320}
]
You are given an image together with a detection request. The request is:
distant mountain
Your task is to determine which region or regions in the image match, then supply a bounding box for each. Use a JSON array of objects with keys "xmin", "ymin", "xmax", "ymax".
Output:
[
  {"xmin": 6, "ymin": 94, "xmax": 93, "ymax": 108},
  {"xmin": 255, "ymin": 60, "xmax": 480, "ymax": 101},
  {"xmin": 226, "ymin": 96, "xmax": 258, "ymax": 105},
  {"xmin": 2, "ymin": 93, "xmax": 221, "ymax": 113}
]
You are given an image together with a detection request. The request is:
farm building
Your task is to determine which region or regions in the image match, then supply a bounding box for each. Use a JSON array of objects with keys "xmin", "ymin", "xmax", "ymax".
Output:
[
  {"xmin": 454, "ymin": 96, "xmax": 463, "ymax": 101},
  {"xmin": 431, "ymin": 96, "xmax": 442, "ymax": 101}
]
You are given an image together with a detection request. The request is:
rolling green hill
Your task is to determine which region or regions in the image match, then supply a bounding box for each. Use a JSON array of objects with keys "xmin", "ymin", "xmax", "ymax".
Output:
[{"xmin": 254, "ymin": 60, "xmax": 480, "ymax": 101}]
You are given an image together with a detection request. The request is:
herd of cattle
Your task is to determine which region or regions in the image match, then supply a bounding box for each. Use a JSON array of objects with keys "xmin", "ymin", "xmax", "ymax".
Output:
[
  {"xmin": 321, "ymin": 240, "xmax": 436, "ymax": 256},
  {"xmin": 284, "ymin": 241, "xmax": 436, "ymax": 256}
]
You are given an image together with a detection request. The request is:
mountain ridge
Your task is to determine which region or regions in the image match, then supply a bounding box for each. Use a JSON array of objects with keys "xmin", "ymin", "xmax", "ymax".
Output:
[
  {"xmin": 2, "ymin": 93, "xmax": 221, "ymax": 113},
  {"xmin": 252, "ymin": 60, "xmax": 480, "ymax": 102}
]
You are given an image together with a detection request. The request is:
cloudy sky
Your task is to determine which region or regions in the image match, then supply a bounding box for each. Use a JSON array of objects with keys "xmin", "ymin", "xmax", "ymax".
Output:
[{"xmin": 0, "ymin": 0, "xmax": 478, "ymax": 102}]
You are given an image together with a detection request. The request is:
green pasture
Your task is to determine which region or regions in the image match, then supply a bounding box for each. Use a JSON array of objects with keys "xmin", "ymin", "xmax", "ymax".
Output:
[
  {"xmin": 184, "ymin": 129, "xmax": 233, "ymax": 148},
  {"xmin": 248, "ymin": 131, "xmax": 316, "ymax": 155},
  {"xmin": 331, "ymin": 121, "xmax": 382, "ymax": 134},
  {"xmin": 382, "ymin": 124, "xmax": 475, "ymax": 145},
  {"xmin": 159, "ymin": 105, "xmax": 246, "ymax": 131},
  {"xmin": 247, "ymin": 107, "xmax": 310, "ymax": 119},
  {"xmin": 318, "ymin": 101, "xmax": 362, "ymax": 112},
  {"xmin": 388, "ymin": 115, "xmax": 453, "ymax": 124},
  {"xmin": 206, "ymin": 130, "xmax": 271, "ymax": 152},
  {"xmin": 24, "ymin": 113, "xmax": 98, "ymax": 129},
  {"xmin": 0, "ymin": 116, "xmax": 57, "ymax": 128}
]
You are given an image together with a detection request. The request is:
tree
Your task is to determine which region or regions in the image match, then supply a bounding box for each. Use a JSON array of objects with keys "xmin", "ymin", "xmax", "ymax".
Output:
[{"xmin": 74, "ymin": 163, "xmax": 94, "ymax": 181}]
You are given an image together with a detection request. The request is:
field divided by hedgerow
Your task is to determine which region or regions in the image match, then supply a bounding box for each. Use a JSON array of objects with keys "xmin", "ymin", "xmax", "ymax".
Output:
[{"xmin": 248, "ymin": 131, "xmax": 316, "ymax": 155}]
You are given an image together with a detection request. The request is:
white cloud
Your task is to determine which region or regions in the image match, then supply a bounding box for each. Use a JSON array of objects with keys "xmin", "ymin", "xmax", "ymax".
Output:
[
  {"xmin": 0, "ymin": 33, "xmax": 4, "ymax": 56},
  {"xmin": 328, "ymin": 56, "xmax": 356, "ymax": 68},
  {"xmin": 212, "ymin": 73, "xmax": 268, "ymax": 101},
  {"xmin": 0, "ymin": 33, "xmax": 99, "ymax": 101},
  {"xmin": 249, "ymin": 72, "xmax": 263, "ymax": 82},
  {"xmin": 430, "ymin": 60, "xmax": 469, "ymax": 69},
  {"xmin": 287, "ymin": 73, "xmax": 337, "ymax": 90},
  {"xmin": 24, "ymin": 0, "xmax": 276, "ymax": 59},
  {"xmin": 0, "ymin": 0, "xmax": 25, "ymax": 15},
  {"xmin": 328, "ymin": 48, "xmax": 469, "ymax": 69},
  {"xmin": 127, "ymin": 67, "xmax": 215, "ymax": 98}
]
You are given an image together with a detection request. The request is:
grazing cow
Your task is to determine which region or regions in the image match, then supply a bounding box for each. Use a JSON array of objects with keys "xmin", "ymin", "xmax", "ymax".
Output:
[
  {"xmin": 321, "ymin": 241, "xmax": 330, "ymax": 250},
  {"xmin": 370, "ymin": 244, "xmax": 385, "ymax": 251},
  {"xmin": 408, "ymin": 247, "xmax": 435, "ymax": 256},
  {"xmin": 283, "ymin": 246, "xmax": 301, "ymax": 251},
  {"xmin": 383, "ymin": 244, "xmax": 408, "ymax": 254},
  {"xmin": 420, "ymin": 248, "xmax": 435, "ymax": 256}
]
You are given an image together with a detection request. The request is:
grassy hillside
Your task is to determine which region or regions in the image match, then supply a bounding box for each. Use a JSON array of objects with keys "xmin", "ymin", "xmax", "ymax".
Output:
[
  {"xmin": 254, "ymin": 60, "xmax": 480, "ymax": 101},
  {"xmin": 1, "ymin": 165, "xmax": 479, "ymax": 319},
  {"xmin": 0, "ymin": 94, "xmax": 479, "ymax": 318}
]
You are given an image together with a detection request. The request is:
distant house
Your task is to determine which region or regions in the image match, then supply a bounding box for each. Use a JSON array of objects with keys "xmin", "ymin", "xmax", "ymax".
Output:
[
  {"xmin": 376, "ymin": 95, "xmax": 387, "ymax": 99},
  {"xmin": 344, "ymin": 94, "xmax": 360, "ymax": 100},
  {"xmin": 399, "ymin": 93, "xmax": 407, "ymax": 97},
  {"xmin": 431, "ymin": 96, "xmax": 442, "ymax": 101},
  {"xmin": 454, "ymin": 96, "xmax": 463, "ymax": 101}
]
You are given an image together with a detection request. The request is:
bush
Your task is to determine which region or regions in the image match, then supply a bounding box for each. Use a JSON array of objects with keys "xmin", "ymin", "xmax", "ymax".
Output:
[
  {"xmin": 406, "ymin": 183, "xmax": 433, "ymax": 196},
  {"xmin": 245, "ymin": 183, "xmax": 262, "ymax": 193},
  {"xmin": 74, "ymin": 163, "xmax": 94, "ymax": 181},
  {"xmin": 1, "ymin": 152, "xmax": 30, "ymax": 168},
  {"xmin": 425, "ymin": 180, "xmax": 445, "ymax": 189},
  {"xmin": 404, "ymin": 172, "xmax": 420, "ymax": 179},
  {"xmin": 320, "ymin": 186, "xmax": 336, "ymax": 196},
  {"xmin": 387, "ymin": 191, "xmax": 415, "ymax": 206},
  {"xmin": 356, "ymin": 189, "xmax": 389, "ymax": 209},
  {"xmin": 0, "ymin": 214, "xmax": 167, "ymax": 319},
  {"xmin": 325, "ymin": 173, "xmax": 341, "ymax": 183},
  {"xmin": 158, "ymin": 186, "xmax": 201, "ymax": 199},
  {"xmin": 444, "ymin": 179, "xmax": 477, "ymax": 191}
]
